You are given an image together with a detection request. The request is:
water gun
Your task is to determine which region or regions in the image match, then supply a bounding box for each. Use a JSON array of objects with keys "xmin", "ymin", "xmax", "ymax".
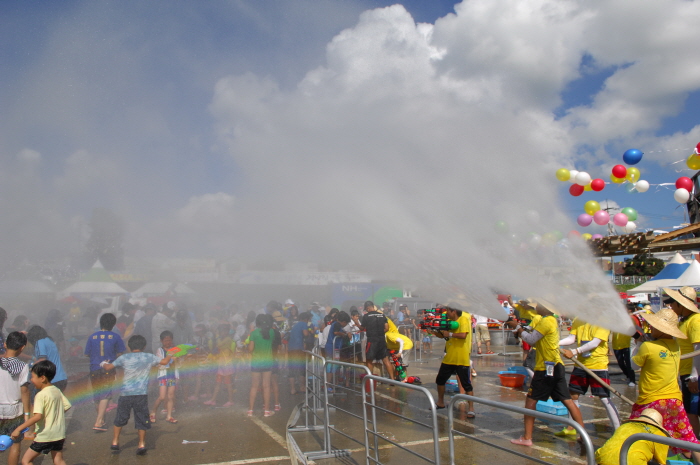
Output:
[
  {"xmin": 419, "ymin": 309, "xmax": 459, "ymax": 332},
  {"xmin": 167, "ymin": 344, "xmax": 198, "ymax": 358},
  {"xmin": 389, "ymin": 350, "xmax": 408, "ymax": 381}
]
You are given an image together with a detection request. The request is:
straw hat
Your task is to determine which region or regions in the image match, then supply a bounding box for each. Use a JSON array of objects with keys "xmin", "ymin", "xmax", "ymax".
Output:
[
  {"xmin": 643, "ymin": 308, "xmax": 687, "ymax": 339},
  {"xmin": 628, "ymin": 409, "xmax": 669, "ymax": 436},
  {"xmin": 533, "ymin": 298, "xmax": 559, "ymax": 316},
  {"xmin": 663, "ymin": 287, "xmax": 699, "ymax": 313}
]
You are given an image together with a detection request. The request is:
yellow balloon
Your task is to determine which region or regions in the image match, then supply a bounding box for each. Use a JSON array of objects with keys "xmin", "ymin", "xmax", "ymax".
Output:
[
  {"xmin": 556, "ymin": 168, "xmax": 570, "ymax": 181},
  {"xmin": 581, "ymin": 233, "xmax": 592, "ymax": 241},
  {"xmin": 688, "ymin": 153, "xmax": 700, "ymax": 171},
  {"xmin": 584, "ymin": 200, "xmax": 601, "ymax": 216},
  {"xmin": 625, "ymin": 167, "xmax": 640, "ymax": 182},
  {"xmin": 610, "ymin": 174, "xmax": 625, "ymax": 184}
]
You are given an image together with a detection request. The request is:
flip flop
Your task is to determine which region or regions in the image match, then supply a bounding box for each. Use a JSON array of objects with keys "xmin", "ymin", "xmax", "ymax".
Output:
[
  {"xmin": 149, "ymin": 414, "xmax": 156, "ymax": 423},
  {"xmin": 110, "ymin": 444, "xmax": 120, "ymax": 451},
  {"xmin": 166, "ymin": 417, "xmax": 178, "ymax": 423},
  {"xmin": 93, "ymin": 426, "xmax": 108, "ymax": 432},
  {"xmin": 136, "ymin": 447, "xmax": 148, "ymax": 455},
  {"xmin": 466, "ymin": 411, "xmax": 476, "ymax": 418},
  {"xmin": 436, "ymin": 405, "xmax": 446, "ymax": 410}
]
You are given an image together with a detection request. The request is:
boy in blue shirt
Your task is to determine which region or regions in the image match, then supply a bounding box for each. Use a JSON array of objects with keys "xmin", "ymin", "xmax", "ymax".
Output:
[
  {"xmin": 102, "ymin": 335, "xmax": 172, "ymax": 455},
  {"xmin": 84, "ymin": 313, "xmax": 126, "ymax": 431}
]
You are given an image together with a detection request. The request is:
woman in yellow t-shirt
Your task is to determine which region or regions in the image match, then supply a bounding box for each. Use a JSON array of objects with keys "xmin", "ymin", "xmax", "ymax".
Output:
[{"xmin": 630, "ymin": 308, "xmax": 699, "ymax": 458}]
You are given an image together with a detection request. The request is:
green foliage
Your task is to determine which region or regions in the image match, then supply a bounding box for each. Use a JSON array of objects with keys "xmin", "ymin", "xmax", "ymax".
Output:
[
  {"xmin": 83, "ymin": 208, "xmax": 125, "ymax": 271},
  {"xmin": 623, "ymin": 253, "xmax": 664, "ymax": 277}
]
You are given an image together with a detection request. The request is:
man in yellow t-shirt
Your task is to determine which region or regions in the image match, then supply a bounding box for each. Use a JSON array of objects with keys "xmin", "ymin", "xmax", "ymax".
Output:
[
  {"xmin": 559, "ymin": 319, "xmax": 619, "ymax": 435},
  {"xmin": 594, "ymin": 408, "xmax": 669, "ymax": 465},
  {"xmin": 430, "ymin": 306, "xmax": 474, "ymax": 417},
  {"xmin": 664, "ymin": 286, "xmax": 700, "ymax": 436},
  {"xmin": 510, "ymin": 300, "xmax": 584, "ymax": 447}
]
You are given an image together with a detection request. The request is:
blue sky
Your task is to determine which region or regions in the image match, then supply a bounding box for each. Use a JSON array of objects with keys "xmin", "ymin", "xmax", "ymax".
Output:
[{"xmin": 0, "ymin": 0, "xmax": 699, "ymax": 266}]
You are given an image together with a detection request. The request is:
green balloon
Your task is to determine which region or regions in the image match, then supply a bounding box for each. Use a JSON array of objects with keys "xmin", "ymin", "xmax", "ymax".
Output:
[
  {"xmin": 495, "ymin": 221, "xmax": 509, "ymax": 234},
  {"xmin": 621, "ymin": 207, "xmax": 638, "ymax": 221}
]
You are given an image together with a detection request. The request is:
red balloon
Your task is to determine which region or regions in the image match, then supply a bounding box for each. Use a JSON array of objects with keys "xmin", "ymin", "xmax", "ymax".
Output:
[
  {"xmin": 591, "ymin": 178, "xmax": 605, "ymax": 191},
  {"xmin": 569, "ymin": 184, "xmax": 584, "ymax": 196},
  {"xmin": 696, "ymin": 142, "xmax": 700, "ymax": 154},
  {"xmin": 676, "ymin": 176, "xmax": 693, "ymax": 191},
  {"xmin": 612, "ymin": 165, "xmax": 627, "ymax": 178}
]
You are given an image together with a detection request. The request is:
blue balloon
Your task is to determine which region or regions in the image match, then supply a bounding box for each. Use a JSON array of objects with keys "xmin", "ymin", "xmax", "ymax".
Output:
[{"xmin": 623, "ymin": 148, "xmax": 643, "ymax": 165}]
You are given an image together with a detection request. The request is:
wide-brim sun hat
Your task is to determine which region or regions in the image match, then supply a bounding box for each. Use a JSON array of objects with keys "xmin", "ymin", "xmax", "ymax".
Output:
[
  {"xmin": 627, "ymin": 408, "xmax": 669, "ymax": 436},
  {"xmin": 643, "ymin": 308, "xmax": 687, "ymax": 339},
  {"xmin": 663, "ymin": 287, "xmax": 699, "ymax": 313},
  {"xmin": 533, "ymin": 298, "xmax": 559, "ymax": 316}
]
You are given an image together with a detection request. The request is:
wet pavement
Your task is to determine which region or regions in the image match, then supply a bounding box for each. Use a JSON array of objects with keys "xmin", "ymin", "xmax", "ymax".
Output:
[{"xmin": 27, "ymin": 339, "xmax": 634, "ymax": 465}]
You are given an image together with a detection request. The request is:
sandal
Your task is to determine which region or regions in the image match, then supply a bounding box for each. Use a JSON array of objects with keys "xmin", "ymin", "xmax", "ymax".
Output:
[
  {"xmin": 264, "ymin": 410, "xmax": 275, "ymax": 417},
  {"xmin": 477, "ymin": 349, "xmax": 482, "ymax": 355},
  {"xmin": 110, "ymin": 444, "xmax": 120, "ymax": 451},
  {"xmin": 466, "ymin": 411, "xmax": 476, "ymax": 418},
  {"xmin": 136, "ymin": 447, "xmax": 148, "ymax": 455},
  {"xmin": 486, "ymin": 351, "xmax": 494, "ymax": 354},
  {"xmin": 149, "ymin": 414, "xmax": 156, "ymax": 423},
  {"xmin": 274, "ymin": 404, "xmax": 281, "ymax": 411},
  {"xmin": 166, "ymin": 417, "xmax": 178, "ymax": 423},
  {"xmin": 246, "ymin": 410, "xmax": 253, "ymax": 417}
]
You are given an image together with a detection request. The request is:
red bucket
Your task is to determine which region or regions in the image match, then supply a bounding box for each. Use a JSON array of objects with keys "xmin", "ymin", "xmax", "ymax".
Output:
[{"xmin": 498, "ymin": 373, "xmax": 525, "ymax": 388}]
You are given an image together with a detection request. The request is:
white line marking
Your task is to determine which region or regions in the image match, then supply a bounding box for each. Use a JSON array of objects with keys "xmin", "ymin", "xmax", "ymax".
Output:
[
  {"xmin": 196, "ymin": 456, "xmax": 291, "ymax": 465},
  {"xmin": 250, "ymin": 415, "xmax": 288, "ymax": 450}
]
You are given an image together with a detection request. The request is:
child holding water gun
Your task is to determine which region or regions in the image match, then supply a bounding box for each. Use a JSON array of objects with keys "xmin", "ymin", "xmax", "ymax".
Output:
[{"xmin": 151, "ymin": 331, "xmax": 178, "ymax": 423}]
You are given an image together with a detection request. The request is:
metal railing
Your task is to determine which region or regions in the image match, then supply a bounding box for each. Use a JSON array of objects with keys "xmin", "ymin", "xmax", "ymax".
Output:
[
  {"xmin": 447, "ymin": 394, "xmax": 596, "ymax": 465},
  {"xmin": 620, "ymin": 433, "xmax": 700, "ymax": 465},
  {"xmin": 287, "ymin": 351, "xmax": 330, "ymax": 456},
  {"xmin": 362, "ymin": 374, "xmax": 440, "ymax": 465},
  {"xmin": 325, "ymin": 359, "xmax": 372, "ymax": 452}
]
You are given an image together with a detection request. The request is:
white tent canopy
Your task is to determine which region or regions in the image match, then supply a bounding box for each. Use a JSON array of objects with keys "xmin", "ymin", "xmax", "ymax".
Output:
[
  {"xmin": 627, "ymin": 253, "xmax": 690, "ymax": 293},
  {"xmin": 665, "ymin": 260, "xmax": 700, "ymax": 288},
  {"xmin": 59, "ymin": 260, "xmax": 129, "ymax": 297}
]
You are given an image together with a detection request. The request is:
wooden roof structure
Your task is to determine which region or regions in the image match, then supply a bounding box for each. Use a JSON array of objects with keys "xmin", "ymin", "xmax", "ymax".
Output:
[{"xmin": 590, "ymin": 223, "xmax": 700, "ymax": 257}]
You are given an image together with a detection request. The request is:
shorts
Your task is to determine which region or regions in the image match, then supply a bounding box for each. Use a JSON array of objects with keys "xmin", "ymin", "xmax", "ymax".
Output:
[
  {"xmin": 630, "ymin": 398, "xmax": 699, "ymax": 455},
  {"xmin": 251, "ymin": 362, "xmax": 273, "ymax": 373},
  {"xmin": 422, "ymin": 336, "xmax": 431, "ymax": 343},
  {"xmin": 29, "ymin": 439, "xmax": 64, "ymax": 454},
  {"xmin": 158, "ymin": 377, "xmax": 177, "ymax": 387},
  {"xmin": 435, "ymin": 363, "xmax": 473, "ymax": 393},
  {"xmin": 90, "ymin": 369, "xmax": 116, "ymax": 402},
  {"xmin": 0, "ymin": 415, "xmax": 24, "ymax": 443},
  {"xmin": 216, "ymin": 374, "xmax": 233, "ymax": 385},
  {"xmin": 475, "ymin": 324, "xmax": 490, "ymax": 342},
  {"xmin": 114, "ymin": 395, "xmax": 150, "ymax": 430},
  {"xmin": 527, "ymin": 364, "xmax": 571, "ymax": 402},
  {"xmin": 365, "ymin": 340, "xmax": 388, "ymax": 362},
  {"xmin": 681, "ymin": 374, "xmax": 700, "ymax": 415},
  {"xmin": 568, "ymin": 367, "xmax": 610, "ymax": 397}
]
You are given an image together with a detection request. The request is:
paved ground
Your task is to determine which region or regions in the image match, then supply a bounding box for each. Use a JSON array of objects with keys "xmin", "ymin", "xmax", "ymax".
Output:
[{"xmin": 21, "ymin": 339, "xmax": 636, "ymax": 465}]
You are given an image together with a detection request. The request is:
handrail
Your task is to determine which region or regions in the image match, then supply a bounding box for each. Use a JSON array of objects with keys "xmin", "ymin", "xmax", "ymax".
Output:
[
  {"xmin": 362, "ymin": 374, "xmax": 440, "ymax": 465},
  {"xmin": 620, "ymin": 433, "xmax": 700, "ymax": 465},
  {"xmin": 324, "ymin": 359, "xmax": 372, "ymax": 450},
  {"xmin": 447, "ymin": 394, "xmax": 596, "ymax": 465}
]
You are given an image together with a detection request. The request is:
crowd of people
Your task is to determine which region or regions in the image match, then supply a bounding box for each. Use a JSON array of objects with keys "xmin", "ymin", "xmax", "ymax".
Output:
[{"xmin": 5, "ymin": 290, "xmax": 700, "ymax": 464}]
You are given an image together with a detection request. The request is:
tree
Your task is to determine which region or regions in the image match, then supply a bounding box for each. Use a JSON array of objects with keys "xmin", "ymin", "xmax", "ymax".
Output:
[
  {"xmin": 83, "ymin": 208, "xmax": 125, "ymax": 270},
  {"xmin": 623, "ymin": 253, "xmax": 664, "ymax": 276}
]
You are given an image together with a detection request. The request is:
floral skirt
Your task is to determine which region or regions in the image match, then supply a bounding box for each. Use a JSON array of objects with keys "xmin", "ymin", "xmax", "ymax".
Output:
[{"xmin": 630, "ymin": 398, "xmax": 699, "ymax": 454}]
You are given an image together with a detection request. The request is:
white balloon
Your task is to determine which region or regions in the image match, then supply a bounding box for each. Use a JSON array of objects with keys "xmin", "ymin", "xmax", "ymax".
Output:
[
  {"xmin": 568, "ymin": 170, "xmax": 579, "ymax": 183},
  {"xmin": 623, "ymin": 221, "xmax": 637, "ymax": 233},
  {"xmin": 575, "ymin": 171, "xmax": 592, "ymax": 186},
  {"xmin": 675, "ymin": 188, "xmax": 690, "ymax": 204},
  {"xmin": 635, "ymin": 180, "xmax": 649, "ymax": 193}
]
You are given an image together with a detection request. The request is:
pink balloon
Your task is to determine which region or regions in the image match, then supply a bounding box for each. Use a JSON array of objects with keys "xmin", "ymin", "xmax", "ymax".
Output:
[
  {"xmin": 591, "ymin": 234, "xmax": 603, "ymax": 240},
  {"xmin": 613, "ymin": 212, "xmax": 628, "ymax": 227},
  {"xmin": 577, "ymin": 213, "xmax": 593, "ymax": 227},
  {"xmin": 676, "ymin": 176, "xmax": 693, "ymax": 191},
  {"xmin": 593, "ymin": 210, "xmax": 610, "ymax": 225}
]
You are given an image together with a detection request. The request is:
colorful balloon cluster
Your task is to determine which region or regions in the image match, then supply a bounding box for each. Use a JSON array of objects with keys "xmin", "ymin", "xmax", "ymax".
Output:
[{"xmin": 576, "ymin": 202, "xmax": 637, "ymax": 233}]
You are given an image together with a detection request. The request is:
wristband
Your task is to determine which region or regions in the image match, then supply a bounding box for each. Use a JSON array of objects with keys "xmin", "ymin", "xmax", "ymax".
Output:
[
  {"xmin": 448, "ymin": 332, "xmax": 453, "ymax": 338},
  {"xmin": 24, "ymin": 412, "xmax": 30, "ymax": 416}
]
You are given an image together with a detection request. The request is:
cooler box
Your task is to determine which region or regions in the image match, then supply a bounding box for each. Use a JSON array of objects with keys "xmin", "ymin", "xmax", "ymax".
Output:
[
  {"xmin": 445, "ymin": 379, "xmax": 459, "ymax": 393},
  {"xmin": 536, "ymin": 399, "xmax": 568, "ymax": 416}
]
